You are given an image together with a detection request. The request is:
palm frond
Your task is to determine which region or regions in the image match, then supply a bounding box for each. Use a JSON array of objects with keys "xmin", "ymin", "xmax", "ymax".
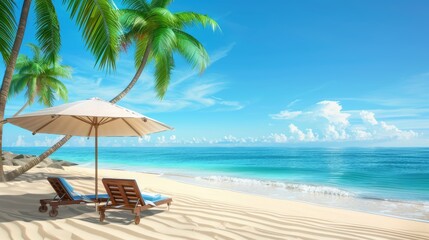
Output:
[
  {"xmin": 147, "ymin": 8, "xmax": 176, "ymax": 26},
  {"xmin": 15, "ymin": 55, "xmax": 31, "ymax": 70},
  {"xmin": 10, "ymin": 44, "xmax": 72, "ymax": 107},
  {"xmin": 175, "ymin": 12, "xmax": 220, "ymax": 31},
  {"xmin": 25, "ymin": 77, "xmax": 38, "ymax": 104},
  {"xmin": 26, "ymin": 43, "xmax": 42, "ymax": 62},
  {"xmin": 45, "ymin": 77, "xmax": 68, "ymax": 101},
  {"xmin": 133, "ymin": 35, "xmax": 151, "ymax": 68},
  {"xmin": 154, "ymin": 51, "xmax": 174, "ymax": 98},
  {"xmin": 121, "ymin": 0, "xmax": 150, "ymax": 12},
  {"xmin": 45, "ymin": 65, "xmax": 72, "ymax": 79},
  {"xmin": 35, "ymin": 0, "xmax": 61, "ymax": 63},
  {"xmin": 119, "ymin": 9, "xmax": 149, "ymax": 34},
  {"xmin": 63, "ymin": 0, "xmax": 121, "ymax": 70},
  {"xmin": 151, "ymin": 27, "xmax": 176, "ymax": 57},
  {"xmin": 0, "ymin": 0, "xmax": 16, "ymax": 64},
  {"xmin": 9, "ymin": 74, "xmax": 30, "ymax": 98},
  {"xmin": 38, "ymin": 86, "xmax": 55, "ymax": 107},
  {"xmin": 174, "ymin": 29, "xmax": 209, "ymax": 72},
  {"xmin": 150, "ymin": 0, "xmax": 173, "ymax": 8}
]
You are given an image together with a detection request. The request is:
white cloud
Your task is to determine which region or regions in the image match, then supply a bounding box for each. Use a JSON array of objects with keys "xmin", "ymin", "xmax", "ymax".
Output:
[
  {"xmin": 360, "ymin": 110, "xmax": 378, "ymax": 125},
  {"xmin": 14, "ymin": 135, "xmax": 26, "ymax": 147},
  {"xmin": 213, "ymin": 98, "xmax": 244, "ymax": 111},
  {"xmin": 169, "ymin": 135, "xmax": 176, "ymax": 141},
  {"xmin": 75, "ymin": 137, "xmax": 88, "ymax": 147},
  {"xmin": 359, "ymin": 110, "xmax": 418, "ymax": 140},
  {"xmin": 270, "ymin": 101, "xmax": 419, "ymax": 143},
  {"xmin": 270, "ymin": 133, "xmax": 288, "ymax": 143},
  {"xmin": 34, "ymin": 136, "xmax": 64, "ymax": 147},
  {"xmin": 138, "ymin": 135, "xmax": 151, "ymax": 144},
  {"xmin": 289, "ymin": 124, "xmax": 305, "ymax": 141},
  {"xmin": 305, "ymin": 129, "xmax": 318, "ymax": 142},
  {"xmin": 380, "ymin": 121, "xmax": 418, "ymax": 140},
  {"xmin": 270, "ymin": 110, "xmax": 302, "ymax": 120},
  {"xmin": 63, "ymin": 44, "xmax": 241, "ymax": 114},
  {"xmin": 352, "ymin": 129, "xmax": 373, "ymax": 140},
  {"xmin": 157, "ymin": 136, "xmax": 166, "ymax": 144},
  {"xmin": 317, "ymin": 100, "xmax": 350, "ymax": 126},
  {"xmin": 325, "ymin": 125, "xmax": 348, "ymax": 140},
  {"xmin": 288, "ymin": 124, "xmax": 318, "ymax": 142}
]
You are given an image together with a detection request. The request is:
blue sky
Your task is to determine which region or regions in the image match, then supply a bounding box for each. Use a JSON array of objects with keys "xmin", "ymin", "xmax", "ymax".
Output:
[{"xmin": 2, "ymin": 0, "xmax": 429, "ymax": 147}]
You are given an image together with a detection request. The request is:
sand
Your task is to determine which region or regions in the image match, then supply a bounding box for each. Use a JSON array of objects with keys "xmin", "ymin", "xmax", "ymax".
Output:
[{"xmin": 0, "ymin": 165, "xmax": 428, "ymax": 240}]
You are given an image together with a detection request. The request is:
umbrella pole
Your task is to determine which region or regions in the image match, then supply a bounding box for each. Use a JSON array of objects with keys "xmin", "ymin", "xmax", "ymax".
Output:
[{"xmin": 95, "ymin": 124, "xmax": 98, "ymax": 201}]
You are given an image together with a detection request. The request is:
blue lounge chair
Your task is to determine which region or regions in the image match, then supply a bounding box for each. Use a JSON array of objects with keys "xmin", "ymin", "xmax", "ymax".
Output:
[{"xmin": 39, "ymin": 177, "xmax": 108, "ymax": 217}]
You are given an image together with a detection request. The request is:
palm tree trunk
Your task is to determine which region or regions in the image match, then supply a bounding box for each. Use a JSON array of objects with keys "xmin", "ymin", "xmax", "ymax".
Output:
[
  {"xmin": 0, "ymin": 0, "xmax": 32, "ymax": 182},
  {"xmin": 110, "ymin": 42, "xmax": 152, "ymax": 103},
  {"xmin": 5, "ymin": 43, "xmax": 152, "ymax": 181},
  {"xmin": 13, "ymin": 100, "xmax": 30, "ymax": 117},
  {"xmin": 5, "ymin": 135, "xmax": 72, "ymax": 180}
]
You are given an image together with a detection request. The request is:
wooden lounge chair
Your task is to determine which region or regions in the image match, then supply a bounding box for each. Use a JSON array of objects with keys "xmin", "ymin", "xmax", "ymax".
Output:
[
  {"xmin": 98, "ymin": 178, "xmax": 172, "ymax": 224},
  {"xmin": 39, "ymin": 177, "xmax": 108, "ymax": 217}
]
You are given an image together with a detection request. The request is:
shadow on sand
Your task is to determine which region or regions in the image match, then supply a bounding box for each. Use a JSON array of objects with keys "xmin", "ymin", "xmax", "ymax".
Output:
[{"xmin": 0, "ymin": 192, "xmax": 165, "ymax": 225}]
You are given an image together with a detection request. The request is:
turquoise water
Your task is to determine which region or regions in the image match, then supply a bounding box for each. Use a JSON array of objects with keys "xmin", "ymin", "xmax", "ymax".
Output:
[{"xmin": 5, "ymin": 147, "xmax": 429, "ymax": 220}]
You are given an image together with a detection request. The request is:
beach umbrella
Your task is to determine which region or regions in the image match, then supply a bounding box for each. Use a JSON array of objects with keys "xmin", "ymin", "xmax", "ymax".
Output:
[{"xmin": 6, "ymin": 97, "xmax": 172, "ymax": 199}]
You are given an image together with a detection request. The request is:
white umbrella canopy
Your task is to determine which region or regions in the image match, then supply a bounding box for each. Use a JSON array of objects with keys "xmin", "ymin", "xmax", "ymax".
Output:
[
  {"xmin": 7, "ymin": 97, "xmax": 171, "ymax": 137},
  {"xmin": 6, "ymin": 97, "xmax": 173, "ymax": 199}
]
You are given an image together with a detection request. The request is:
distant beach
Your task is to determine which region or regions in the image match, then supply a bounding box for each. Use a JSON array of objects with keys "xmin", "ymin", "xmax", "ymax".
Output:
[{"xmin": 5, "ymin": 147, "xmax": 429, "ymax": 222}]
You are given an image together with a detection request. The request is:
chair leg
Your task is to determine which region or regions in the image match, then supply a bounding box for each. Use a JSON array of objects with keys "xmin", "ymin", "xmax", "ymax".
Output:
[
  {"xmin": 38, "ymin": 203, "xmax": 48, "ymax": 213},
  {"xmin": 39, "ymin": 199, "xmax": 52, "ymax": 213},
  {"xmin": 134, "ymin": 206, "xmax": 141, "ymax": 225},
  {"xmin": 167, "ymin": 202, "xmax": 171, "ymax": 211},
  {"xmin": 49, "ymin": 206, "xmax": 58, "ymax": 217},
  {"xmin": 99, "ymin": 209, "xmax": 106, "ymax": 222}
]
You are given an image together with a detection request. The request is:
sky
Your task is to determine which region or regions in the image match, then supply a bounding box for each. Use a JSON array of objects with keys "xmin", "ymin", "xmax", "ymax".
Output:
[{"xmin": 2, "ymin": 0, "xmax": 429, "ymax": 147}]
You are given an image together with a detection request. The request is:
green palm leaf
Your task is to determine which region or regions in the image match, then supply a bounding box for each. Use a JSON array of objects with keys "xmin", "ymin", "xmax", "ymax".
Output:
[
  {"xmin": 25, "ymin": 77, "xmax": 38, "ymax": 104},
  {"xmin": 45, "ymin": 77, "xmax": 68, "ymax": 101},
  {"xmin": 9, "ymin": 74, "xmax": 28, "ymax": 98},
  {"xmin": 154, "ymin": 52, "xmax": 174, "ymax": 98},
  {"xmin": 0, "ymin": 0, "xmax": 16, "ymax": 64},
  {"xmin": 175, "ymin": 12, "xmax": 220, "ymax": 31},
  {"xmin": 63, "ymin": 0, "xmax": 121, "ymax": 70},
  {"xmin": 150, "ymin": 0, "xmax": 173, "ymax": 8},
  {"xmin": 9, "ymin": 44, "xmax": 71, "ymax": 107},
  {"xmin": 122, "ymin": 0, "xmax": 150, "ymax": 12},
  {"xmin": 151, "ymin": 27, "xmax": 176, "ymax": 57},
  {"xmin": 134, "ymin": 36, "xmax": 151, "ymax": 68},
  {"xmin": 119, "ymin": 0, "xmax": 219, "ymax": 98},
  {"xmin": 35, "ymin": 0, "xmax": 61, "ymax": 63},
  {"xmin": 174, "ymin": 29, "xmax": 209, "ymax": 72}
]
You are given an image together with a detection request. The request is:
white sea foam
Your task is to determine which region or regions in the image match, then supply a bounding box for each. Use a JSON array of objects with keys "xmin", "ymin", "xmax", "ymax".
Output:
[{"xmin": 195, "ymin": 176, "xmax": 355, "ymax": 197}]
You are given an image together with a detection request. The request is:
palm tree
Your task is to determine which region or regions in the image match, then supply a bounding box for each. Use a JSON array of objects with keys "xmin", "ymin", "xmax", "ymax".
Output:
[
  {"xmin": 111, "ymin": 0, "xmax": 219, "ymax": 102},
  {"xmin": 4, "ymin": 0, "xmax": 219, "ymax": 181},
  {"xmin": 9, "ymin": 44, "xmax": 71, "ymax": 117},
  {"xmin": 0, "ymin": 0, "xmax": 120, "ymax": 181}
]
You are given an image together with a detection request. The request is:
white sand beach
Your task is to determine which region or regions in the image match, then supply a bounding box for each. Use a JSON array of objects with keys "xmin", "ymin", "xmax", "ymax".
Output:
[{"xmin": 0, "ymin": 165, "xmax": 428, "ymax": 240}]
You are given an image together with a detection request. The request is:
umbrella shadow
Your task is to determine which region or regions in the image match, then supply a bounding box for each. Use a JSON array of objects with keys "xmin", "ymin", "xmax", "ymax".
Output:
[{"xmin": 0, "ymin": 193, "xmax": 99, "ymax": 223}]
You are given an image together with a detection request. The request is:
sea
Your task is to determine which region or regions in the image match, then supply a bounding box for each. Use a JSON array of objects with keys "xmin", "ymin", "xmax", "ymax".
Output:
[{"xmin": 5, "ymin": 147, "xmax": 429, "ymax": 222}]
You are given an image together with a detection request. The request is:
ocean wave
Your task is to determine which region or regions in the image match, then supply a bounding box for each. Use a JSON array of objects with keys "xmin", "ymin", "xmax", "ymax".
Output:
[{"xmin": 195, "ymin": 176, "xmax": 355, "ymax": 197}]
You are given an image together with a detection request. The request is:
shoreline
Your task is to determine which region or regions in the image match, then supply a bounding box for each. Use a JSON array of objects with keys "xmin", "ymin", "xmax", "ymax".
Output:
[
  {"xmin": 161, "ymin": 172, "xmax": 429, "ymax": 224},
  {"xmin": 81, "ymin": 165, "xmax": 429, "ymax": 222},
  {"xmin": 0, "ymin": 165, "xmax": 428, "ymax": 239}
]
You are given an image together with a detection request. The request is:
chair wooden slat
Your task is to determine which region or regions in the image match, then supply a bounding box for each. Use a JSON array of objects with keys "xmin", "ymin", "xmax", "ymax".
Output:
[{"xmin": 99, "ymin": 178, "xmax": 173, "ymax": 224}]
